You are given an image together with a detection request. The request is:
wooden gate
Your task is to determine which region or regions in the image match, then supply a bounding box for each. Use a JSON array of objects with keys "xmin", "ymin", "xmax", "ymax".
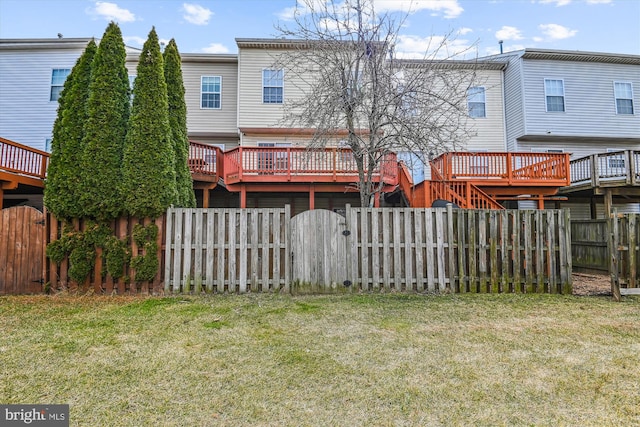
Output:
[
  {"xmin": 0, "ymin": 206, "xmax": 45, "ymax": 294},
  {"xmin": 290, "ymin": 209, "xmax": 350, "ymax": 293}
]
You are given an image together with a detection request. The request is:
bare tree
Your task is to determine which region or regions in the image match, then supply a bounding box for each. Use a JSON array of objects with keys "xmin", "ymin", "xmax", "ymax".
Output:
[{"xmin": 274, "ymin": 0, "xmax": 479, "ymax": 206}]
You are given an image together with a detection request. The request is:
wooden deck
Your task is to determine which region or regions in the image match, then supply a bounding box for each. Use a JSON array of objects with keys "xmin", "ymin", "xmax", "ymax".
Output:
[
  {"xmin": 0, "ymin": 137, "xmax": 49, "ymax": 209},
  {"xmin": 408, "ymin": 152, "xmax": 571, "ymax": 209},
  {"xmin": 1, "ymin": 136, "xmax": 574, "ymax": 211},
  {"xmin": 560, "ymin": 150, "xmax": 640, "ymax": 217},
  {"xmin": 565, "ymin": 150, "xmax": 639, "ymax": 192}
]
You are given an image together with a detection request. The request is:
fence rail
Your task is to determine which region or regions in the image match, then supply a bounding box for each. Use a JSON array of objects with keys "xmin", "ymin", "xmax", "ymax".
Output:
[{"xmin": 164, "ymin": 206, "xmax": 572, "ymax": 294}]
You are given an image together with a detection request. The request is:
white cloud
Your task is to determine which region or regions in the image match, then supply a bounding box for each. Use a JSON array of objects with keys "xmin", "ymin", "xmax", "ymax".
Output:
[
  {"xmin": 278, "ymin": 0, "xmax": 464, "ymax": 21},
  {"xmin": 90, "ymin": 1, "xmax": 136, "ymax": 22},
  {"xmin": 277, "ymin": 6, "xmax": 299, "ymax": 20},
  {"xmin": 538, "ymin": 0, "xmax": 572, "ymax": 6},
  {"xmin": 182, "ymin": 3, "xmax": 213, "ymax": 25},
  {"xmin": 538, "ymin": 23, "xmax": 577, "ymax": 40},
  {"xmin": 394, "ymin": 34, "xmax": 475, "ymax": 59},
  {"xmin": 123, "ymin": 36, "xmax": 145, "ymax": 47},
  {"xmin": 375, "ymin": 0, "xmax": 464, "ymax": 19},
  {"xmin": 495, "ymin": 26, "xmax": 524, "ymax": 41},
  {"xmin": 201, "ymin": 43, "xmax": 230, "ymax": 54},
  {"xmin": 458, "ymin": 27, "xmax": 473, "ymax": 35}
]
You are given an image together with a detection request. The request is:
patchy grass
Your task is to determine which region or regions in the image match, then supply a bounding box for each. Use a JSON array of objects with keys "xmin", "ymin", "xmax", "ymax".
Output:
[{"xmin": 1, "ymin": 293, "xmax": 639, "ymax": 426}]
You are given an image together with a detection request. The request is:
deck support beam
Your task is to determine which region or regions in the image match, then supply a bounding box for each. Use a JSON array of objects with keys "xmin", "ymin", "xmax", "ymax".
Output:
[{"xmin": 309, "ymin": 184, "xmax": 315, "ymax": 210}]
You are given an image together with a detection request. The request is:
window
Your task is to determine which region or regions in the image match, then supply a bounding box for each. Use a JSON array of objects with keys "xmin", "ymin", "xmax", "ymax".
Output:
[
  {"xmin": 263, "ymin": 69, "xmax": 283, "ymax": 104},
  {"xmin": 606, "ymin": 148, "xmax": 626, "ymax": 168},
  {"xmin": 614, "ymin": 82, "xmax": 634, "ymax": 115},
  {"xmin": 544, "ymin": 79, "xmax": 565, "ymax": 112},
  {"xmin": 45, "ymin": 138, "xmax": 52, "ymax": 153},
  {"xmin": 50, "ymin": 68, "xmax": 70, "ymax": 101},
  {"xmin": 201, "ymin": 76, "xmax": 221, "ymax": 109},
  {"xmin": 467, "ymin": 86, "xmax": 486, "ymax": 118}
]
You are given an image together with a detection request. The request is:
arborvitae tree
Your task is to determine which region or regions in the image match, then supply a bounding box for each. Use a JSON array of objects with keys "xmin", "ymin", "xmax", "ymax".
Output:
[
  {"xmin": 164, "ymin": 38, "xmax": 196, "ymax": 208},
  {"xmin": 122, "ymin": 27, "xmax": 176, "ymax": 218},
  {"xmin": 80, "ymin": 22, "xmax": 130, "ymax": 221},
  {"xmin": 45, "ymin": 39, "xmax": 97, "ymax": 219}
]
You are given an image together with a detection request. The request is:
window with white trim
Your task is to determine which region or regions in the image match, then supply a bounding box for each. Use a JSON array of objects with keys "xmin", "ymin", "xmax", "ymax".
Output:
[
  {"xmin": 614, "ymin": 82, "xmax": 634, "ymax": 115},
  {"xmin": 467, "ymin": 86, "xmax": 486, "ymax": 118},
  {"xmin": 544, "ymin": 79, "xmax": 565, "ymax": 112},
  {"xmin": 45, "ymin": 138, "xmax": 52, "ymax": 153},
  {"xmin": 263, "ymin": 69, "xmax": 283, "ymax": 104},
  {"xmin": 201, "ymin": 76, "xmax": 221, "ymax": 109},
  {"xmin": 50, "ymin": 68, "xmax": 71, "ymax": 101}
]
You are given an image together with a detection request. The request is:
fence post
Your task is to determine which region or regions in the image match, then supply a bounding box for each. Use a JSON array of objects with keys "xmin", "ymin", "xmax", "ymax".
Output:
[
  {"xmin": 610, "ymin": 209, "xmax": 621, "ymax": 301},
  {"xmin": 284, "ymin": 204, "xmax": 291, "ymax": 294}
]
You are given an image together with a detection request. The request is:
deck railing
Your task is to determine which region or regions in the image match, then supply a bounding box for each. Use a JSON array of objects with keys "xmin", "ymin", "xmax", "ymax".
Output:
[
  {"xmin": 188, "ymin": 141, "xmax": 223, "ymax": 178},
  {"xmin": 431, "ymin": 152, "xmax": 570, "ymax": 186},
  {"xmin": 0, "ymin": 137, "xmax": 49, "ymax": 179},
  {"xmin": 570, "ymin": 150, "xmax": 639, "ymax": 187},
  {"xmin": 222, "ymin": 147, "xmax": 398, "ymax": 185}
]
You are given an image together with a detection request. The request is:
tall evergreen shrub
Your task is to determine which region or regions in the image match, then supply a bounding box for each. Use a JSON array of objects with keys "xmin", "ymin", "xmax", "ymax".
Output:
[
  {"xmin": 164, "ymin": 38, "xmax": 196, "ymax": 208},
  {"xmin": 80, "ymin": 22, "xmax": 130, "ymax": 221},
  {"xmin": 122, "ymin": 27, "xmax": 176, "ymax": 218},
  {"xmin": 45, "ymin": 40, "xmax": 97, "ymax": 219}
]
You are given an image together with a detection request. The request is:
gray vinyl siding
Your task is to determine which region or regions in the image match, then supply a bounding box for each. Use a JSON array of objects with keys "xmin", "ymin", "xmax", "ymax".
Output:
[
  {"xmin": 521, "ymin": 60, "xmax": 640, "ymax": 139},
  {"xmin": 0, "ymin": 48, "xmax": 84, "ymax": 150},
  {"xmin": 182, "ymin": 59, "xmax": 238, "ymax": 135},
  {"xmin": 503, "ymin": 54, "xmax": 526, "ymax": 151}
]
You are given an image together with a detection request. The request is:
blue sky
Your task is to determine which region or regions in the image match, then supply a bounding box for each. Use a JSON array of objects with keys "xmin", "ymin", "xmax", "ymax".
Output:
[{"xmin": 1, "ymin": 0, "xmax": 639, "ymax": 57}]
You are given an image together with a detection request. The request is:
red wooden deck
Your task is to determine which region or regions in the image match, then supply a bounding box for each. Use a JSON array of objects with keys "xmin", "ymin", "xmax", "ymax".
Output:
[{"xmin": 1, "ymin": 136, "xmax": 573, "ymax": 211}]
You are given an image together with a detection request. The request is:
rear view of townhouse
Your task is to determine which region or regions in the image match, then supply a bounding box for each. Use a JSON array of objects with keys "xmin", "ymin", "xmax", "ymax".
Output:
[
  {"xmin": 0, "ymin": 37, "xmax": 638, "ymax": 215},
  {"xmin": 494, "ymin": 48, "xmax": 640, "ymax": 217}
]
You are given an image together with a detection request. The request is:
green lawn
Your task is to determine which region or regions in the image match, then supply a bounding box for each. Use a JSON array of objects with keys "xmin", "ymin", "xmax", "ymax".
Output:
[{"xmin": 1, "ymin": 293, "xmax": 639, "ymax": 426}]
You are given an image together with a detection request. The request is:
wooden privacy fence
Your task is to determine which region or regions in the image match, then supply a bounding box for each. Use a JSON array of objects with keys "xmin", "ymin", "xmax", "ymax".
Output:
[
  {"xmin": 571, "ymin": 219, "xmax": 608, "ymax": 272},
  {"xmin": 165, "ymin": 206, "xmax": 572, "ymax": 294},
  {"xmin": 0, "ymin": 206, "xmax": 45, "ymax": 294},
  {"xmin": 610, "ymin": 212, "xmax": 640, "ymax": 300},
  {"xmin": 46, "ymin": 214, "xmax": 165, "ymax": 294}
]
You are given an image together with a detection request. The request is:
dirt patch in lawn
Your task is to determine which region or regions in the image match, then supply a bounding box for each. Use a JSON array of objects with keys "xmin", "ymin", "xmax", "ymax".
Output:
[{"xmin": 572, "ymin": 272, "xmax": 611, "ymax": 296}]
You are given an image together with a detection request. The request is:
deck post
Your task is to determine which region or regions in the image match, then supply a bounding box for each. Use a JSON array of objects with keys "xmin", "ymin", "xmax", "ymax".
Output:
[
  {"xmin": 603, "ymin": 188, "xmax": 612, "ymax": 219},
  {"xmin": 537, "ymin": 195, "xmax": 545, "ymax": 210},
  {"xmin": 309, "ymin": 184, "xmax": 315, "ymax": 210},
  {"xmin": 202, "ymin": 189, "xmax": 209, "ymax": 208},
  {"xmin": 240, "ymin": 185, "xmax": 247, "ymax": 208}
]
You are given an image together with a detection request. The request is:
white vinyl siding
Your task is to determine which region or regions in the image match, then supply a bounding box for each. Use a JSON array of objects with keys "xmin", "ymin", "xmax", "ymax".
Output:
[
  {"xmin": 544, "ymin": 79, "xmax": 565, "ymax": 112},
  {"xmin": 50, "ymin": 68, "xmax": 70, "ymax": 101},
  {"xmin": 201, "ymin": 76, "xmax": 222, "ymax": 109},
  {"xmin": 614, "ymin": 82, "xmax": 634, "ymax": 115},
  {"xmin": 0, "ymin": 46, "xmax": 86, "ymax": 151}
]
